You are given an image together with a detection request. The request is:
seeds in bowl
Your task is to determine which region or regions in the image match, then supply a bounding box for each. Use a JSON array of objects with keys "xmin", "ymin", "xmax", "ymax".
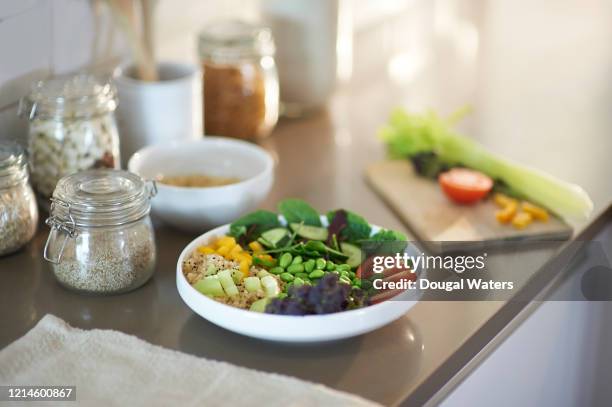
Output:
[{"xmin": 157, "ymin": 174, "xmax": 240, "ymax": 188}]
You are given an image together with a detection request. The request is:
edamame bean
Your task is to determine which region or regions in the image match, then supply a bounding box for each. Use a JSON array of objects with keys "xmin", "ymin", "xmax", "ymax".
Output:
[
  {"xmin": 293, "ymin": 277, "xmax": 305, "ymax": 287},
  {"xmin": 287, "ymin": 264, "xmax": 304, "ymax": 274},
  {"xmin": 277, "ymin": 293, "xmax": 288, "ymax": 299},
  {"xmin": 304, "ymin": 259, "xmax": 315, "ymax": 273},
  {"xmin": 270, "ymin": 267, "xmax": 284, "ymax": 275},
  {"xmin": 352, "ymin": 278, "xmax": 362, "ymax": 288},
  {"xmin": 348, "ymin": 271, "xmax": 356, "ymax": 279},
  {"xmin": 315, "ymin": 258, "xmax": 326, "ymax": 270},
  {"xmin": 280, "ymin": 272, "xmax": 295, "ymax": 282},
  {"xmin": 291, "ymin": 255, "xmax": 303, "ymax": 265},
  {"xmin": 339, "ymin": 276, "xmax": 352, "ymax": 285},
  {"xmin": 340, "ymin": 270, "xmax": 350, "ymax": 279},
  {"xmin": 336, "ymin": 264, "xmax": 351, "ymax": 272},
  {"xmin": 326, "ymin": 262, "xmax": 336, "ymax": 271},
  {"xmin": 309, "ymin": 269, "xmax": 325, "ymax": 279},
  {"xmin": 295, "ymin": 272, "xmax": 309, "ymax": 280},
  {"xmin": 279, "ymin": 253, "xmax": 293, "ymax": 268}
]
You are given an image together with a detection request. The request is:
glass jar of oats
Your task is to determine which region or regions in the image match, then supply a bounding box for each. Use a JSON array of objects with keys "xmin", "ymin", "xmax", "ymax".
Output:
[
  {"xmin": 0, "ymin": 142, "xmax": 38, "ymax": 257},
  {"xmin": 199, "ymin": 20, "xmax": 279, "ymax": 139},
  {"xmin": 19, "ymin": 74, "xmax": 120, "ymax": 205},
  {"xmin": 43, "ymin": 170, "xmax": 157, "ymax": 295}
]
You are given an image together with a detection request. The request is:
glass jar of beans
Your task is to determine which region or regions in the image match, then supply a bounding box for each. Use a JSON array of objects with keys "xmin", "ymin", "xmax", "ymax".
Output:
[
  {"xmin": 19, "ymin": 74, "xmax": 120, "ymax": 206},
  {"xmin": 198, "ymin": 20, "xmax": 279, "ymax": 140}
]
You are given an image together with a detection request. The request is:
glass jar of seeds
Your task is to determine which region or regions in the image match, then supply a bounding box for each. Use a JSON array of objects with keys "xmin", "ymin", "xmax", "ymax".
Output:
[
  {"xmin": 0, "ymin": 142, "xmax": 39, "ymax": 256},
  {"xmin": 43, "ymin": 170, "xmax": 157, "ymax": 295},
  {"xmin": 199, "ymin": 20, "xmax": 279, "ymax": 139},
  {"xmin": 19, "ymin": 74, "xmax": 120, "ymax": 205}
]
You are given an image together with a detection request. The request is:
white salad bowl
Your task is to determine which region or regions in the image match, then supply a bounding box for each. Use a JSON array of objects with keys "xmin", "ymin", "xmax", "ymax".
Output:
[
  {"xmin": 128, "ymin": 137, "xmax": 274, "ymax": 232},
  {"xmin": 176, "ymin": 217, "xmax": 421, "ymax": 343}
]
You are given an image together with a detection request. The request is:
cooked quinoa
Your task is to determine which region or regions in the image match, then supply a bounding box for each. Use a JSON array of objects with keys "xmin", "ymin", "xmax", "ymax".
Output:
[{"xmin": 182, "ymin": 251, "xmax": 284, "ymax": 309}]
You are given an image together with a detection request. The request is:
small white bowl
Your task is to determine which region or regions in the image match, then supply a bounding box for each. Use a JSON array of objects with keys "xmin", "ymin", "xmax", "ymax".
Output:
[
  {"xmin": 128, "ymin": 137, "xmax": 274, "ymax": 232},
  {"xmin": 176, "ymin": 217, "xmax": 420, "ymax": 342}
]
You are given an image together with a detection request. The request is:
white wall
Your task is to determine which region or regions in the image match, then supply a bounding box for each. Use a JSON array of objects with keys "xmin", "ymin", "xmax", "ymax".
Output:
[{"xmin": 0, "ymin": 0, "xmax": 257, "ymax": 145}]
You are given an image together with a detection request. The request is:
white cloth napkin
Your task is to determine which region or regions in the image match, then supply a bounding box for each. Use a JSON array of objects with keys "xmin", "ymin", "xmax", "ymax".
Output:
[{"xmin": 0, "ymin": 315, "xmax": 379, "ymax": 407}]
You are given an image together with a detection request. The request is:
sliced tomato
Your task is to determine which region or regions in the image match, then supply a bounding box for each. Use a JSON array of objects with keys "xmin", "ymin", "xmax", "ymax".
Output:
[{"xmin": 438, "ymin": 168, "xmax": 493, "ymax": 204}]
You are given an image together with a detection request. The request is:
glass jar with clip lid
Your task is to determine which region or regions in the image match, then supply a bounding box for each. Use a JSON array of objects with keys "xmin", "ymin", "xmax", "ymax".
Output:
[
  {"xmin": 43, "ymin": 169, "xmax": 157, "ymax": 294},
  {"xmin": 0, "ymin": 142, "xmax": 39, "ymax": 256}
]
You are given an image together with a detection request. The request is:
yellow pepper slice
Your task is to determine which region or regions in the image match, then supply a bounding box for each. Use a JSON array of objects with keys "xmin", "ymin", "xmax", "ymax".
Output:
[
  {"xmin": 512, "ymin": 212, "xmax": 533, "ymax": 229},
  {"xmin": 216, "ymin": 236, "xmax": 236, "ymax": 248},
  {"xmin": 248, "ymin": 241, "xmax": 264, "ymax": 252},
  {"xmin": 228, "ymin": 244, "xmax": 243, "ymax": 259},
  {"xmin": 522, "ymin": 201, "xmax": 549, "ymax": 222},
  {"xmin": 239, "ymin": 260, "xmax": 250, "ymax": 277},
  {"xmin": 216, "ymin": 245, "xmax": 230, "ymax": 256},
  {"xmin": 197, "ymin": 246, "xmax": 215, "ymax": 255},
  {"xmin": 235, "ymin": 253, "xmax": 252, "ymax": 264},
  {"xmin": 493, "ymin": 193, "xmax": 516, "ymax": 208},
  {"xmin": 495, "ymin": 200, "xmax": 518, "ymax": 223},
  {"xmin": 255, "ymin": 253, "xmax": 273, "ymax": 262}
]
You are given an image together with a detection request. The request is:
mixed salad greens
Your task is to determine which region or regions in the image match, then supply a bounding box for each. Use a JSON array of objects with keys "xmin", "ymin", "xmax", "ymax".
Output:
[
  {"xmin": 182, "ymin": 199, "xmax": 407, "ymax": 315},
  {"xmin": 379, "ymin": 108, "xmax": 593, "ymax": 222}
]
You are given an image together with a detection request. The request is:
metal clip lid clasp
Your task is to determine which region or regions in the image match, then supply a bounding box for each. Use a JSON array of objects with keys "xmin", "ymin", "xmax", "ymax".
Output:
[{"xmin": 43, "ymin": 199, "xmax": 77, "ymax": 264}]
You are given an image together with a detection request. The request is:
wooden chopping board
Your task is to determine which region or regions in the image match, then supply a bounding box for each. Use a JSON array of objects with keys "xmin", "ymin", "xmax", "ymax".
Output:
[{"xmin": 366, "ymin": 160, "xmax": 572, "ymax": 248}]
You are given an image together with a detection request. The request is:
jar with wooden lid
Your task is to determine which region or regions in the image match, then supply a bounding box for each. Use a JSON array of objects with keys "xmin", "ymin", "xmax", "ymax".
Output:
[{"xmin": 198, "ymin": 20, "xmax": 279, "ymax": 139}]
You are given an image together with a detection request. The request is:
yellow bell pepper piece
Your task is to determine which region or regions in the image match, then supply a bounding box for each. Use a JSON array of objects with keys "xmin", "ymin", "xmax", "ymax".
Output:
[
  {"xmin": 495, "ymin": 200, "xmax": 518, "ymax": 223},
  {"xmin": 235, "ymin": 253, "xmax": 252, "ymax": 264},
  {"xmin": 228, "ymin": 244, "xmax": 243, "ymax": 259},
  {"xmin": 522, "ymin": 201, "xmax": 549, "ymax": 222},
  {"xmin": 255, "ymin": 253, "xmax": 273, "ymax": 262},
  {"xmin": 493, "ymin": 193, "xmax": 516, "ymax": 208},
  {"xmin": 217, "ymin": 236, "xmax": 236, "ymax": 248},
  {"xmin": 248, "ymin": 241, "xmax": 264, "ymax": 252},
  {"xmin": 197, "ymin": 246, "xmax": 215, "ymax": 255},
  {"xmin": 512, "ymin": 212, "xmax": 533, "ymax": 229},
  {"xmin": 216, "ymin": 245, "xmax": 230, "ymax": 256},
  {"xmin": 239, "ymin": 260, "xmax": 250, "ymax": 277}
]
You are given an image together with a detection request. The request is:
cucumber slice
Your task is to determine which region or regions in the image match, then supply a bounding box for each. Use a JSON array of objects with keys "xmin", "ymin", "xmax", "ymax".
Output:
[
  {"xmin": 193, "ymin": 276, "xmax": 225, "ymax": 297},
  {"xmin": 244, "ymin": 276, "xmax": 262, "ymax": 293},
  {"xmin": 204, "ymin": 264, "xmax": 218, "ymax": 276},
  {"xmin": 250, "ymin": 298, "xmax": 270, "ymax": 312},
  {"xmin": 261, "ymin": 275, "xmax": 280, "ymax": 297},
  {"xmin": 290, "ymin": 223, "xmax": 328, "ymax": 241},
  {"xmin": 260, "ymin": 228, "xmax": 289, "ymax": 247},
  {"xmin": 231, "ymin": 269, "xmax": 244, "ymax": 284},
  {"xmin": 340, "ymin": 242, "xmax": 363, "ymax": 268},
  {"xmin": 257, "ymin": 237, "xmax": 274, "ymax": 248},
  {"xmin": 218, "ymin": 269, "xmax": 239, "ymax": 297}
]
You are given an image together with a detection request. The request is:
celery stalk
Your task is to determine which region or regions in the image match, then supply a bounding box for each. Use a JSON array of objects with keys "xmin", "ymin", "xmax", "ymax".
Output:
[{"xmin": 379, "ymin": 109, "xmax": 593, "ymax": 221}]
